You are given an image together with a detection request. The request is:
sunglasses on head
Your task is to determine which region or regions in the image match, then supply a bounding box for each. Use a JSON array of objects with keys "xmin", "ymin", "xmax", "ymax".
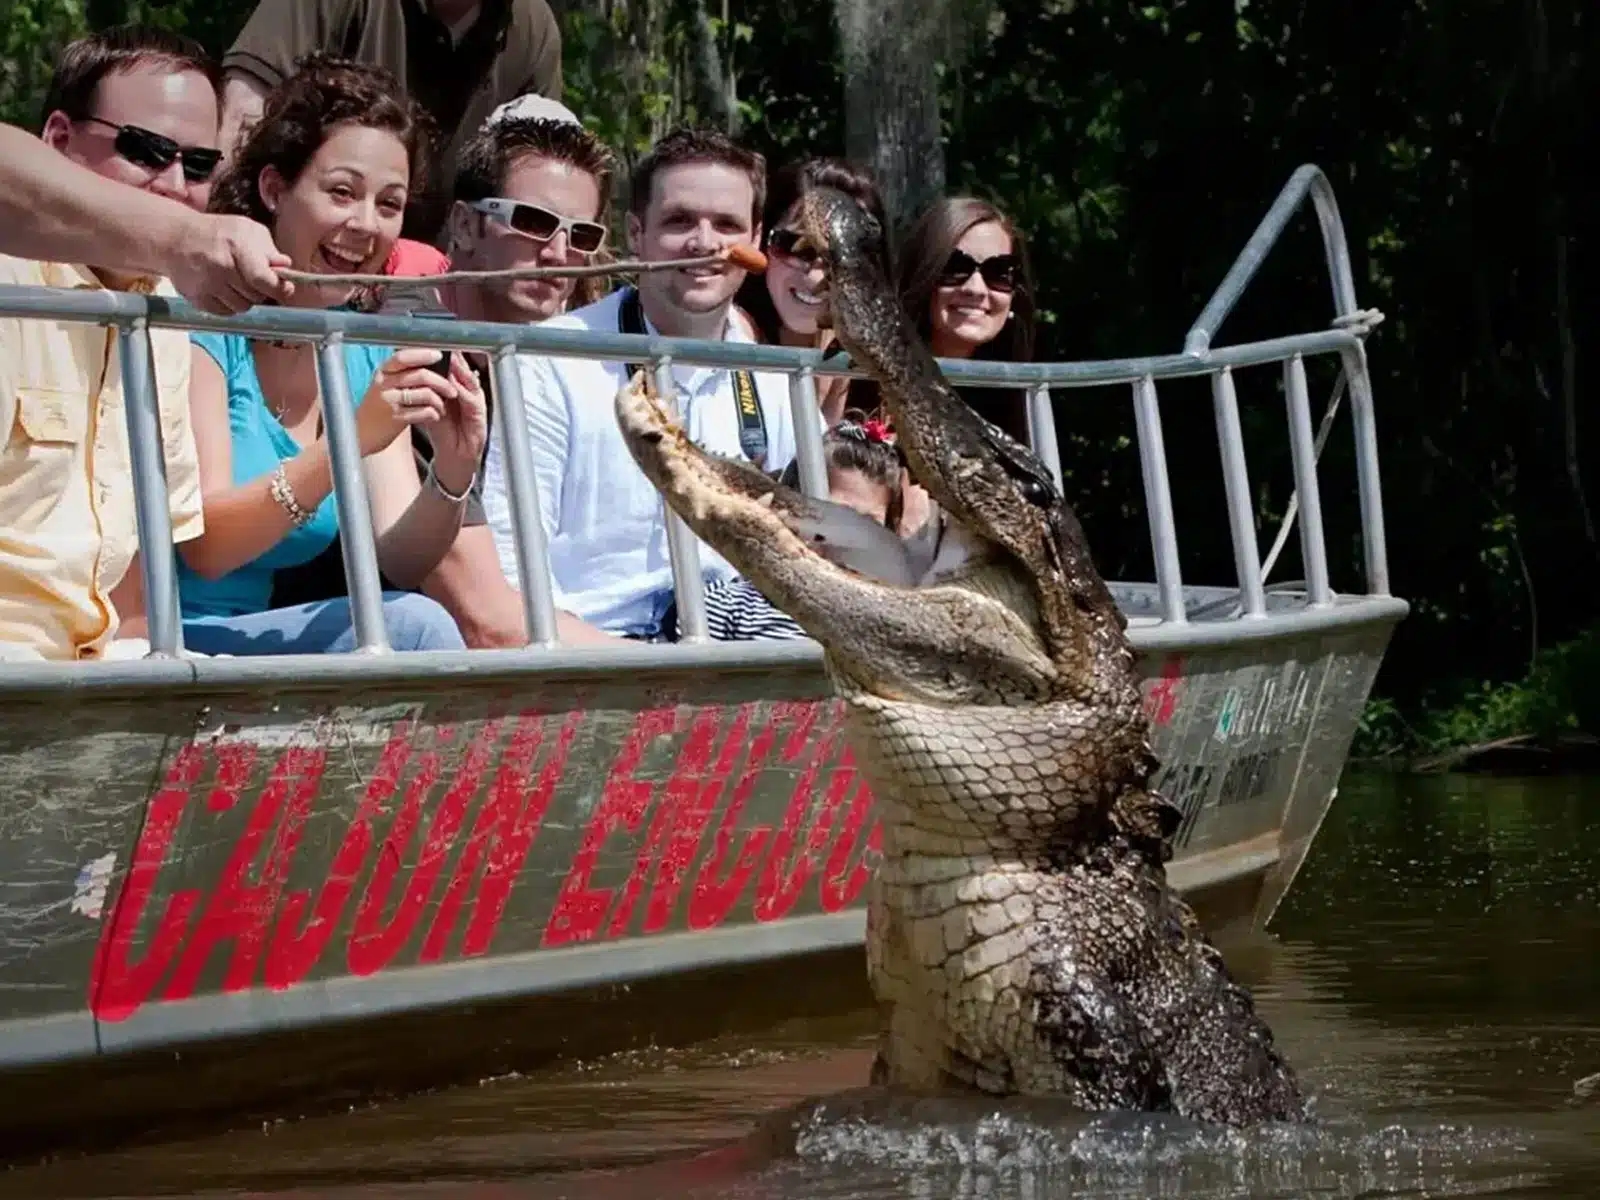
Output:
[
  {"xmin": 82, "ymin": 117, "xmax": 221, "ymax": 184},
  {"xmin": 767, "ymin": 228, "xmax": 823, "ymax": 267},
  {"xmin": 939, "ymin": 249, "xmax": 1021, "ymax": 294},
  {"xmin": 470, "ymin": 197, "xmax": 607, "ymax": 254}
]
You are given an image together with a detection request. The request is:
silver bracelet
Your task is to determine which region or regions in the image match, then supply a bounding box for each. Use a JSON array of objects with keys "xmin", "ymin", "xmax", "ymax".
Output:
[
  {"xmin": 269, "ymin": 463, "xmax": 314, "ymax": 528},
  {"xmin": 425, "ymin": 460, "xmax": 475, "ymax": 505}
]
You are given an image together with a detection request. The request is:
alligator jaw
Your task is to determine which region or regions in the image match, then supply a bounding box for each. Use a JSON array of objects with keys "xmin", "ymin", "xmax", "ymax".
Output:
[
  {"xmin": 793, "ymin": 187, "xmax": 1132, "ymax": 699},
  {"xmin": 614, "ymin": 372, "xmax": 1058, "ymax": 704}
]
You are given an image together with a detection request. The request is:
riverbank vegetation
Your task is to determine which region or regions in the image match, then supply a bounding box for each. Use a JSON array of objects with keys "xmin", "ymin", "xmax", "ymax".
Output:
[
  {"xmin": 2, "ymin": 0, "xmax": 1591, "ymax": 741},
  {"xmin": 1355, "ymin": 627, "xmax": 1600, "ymax": 767}
]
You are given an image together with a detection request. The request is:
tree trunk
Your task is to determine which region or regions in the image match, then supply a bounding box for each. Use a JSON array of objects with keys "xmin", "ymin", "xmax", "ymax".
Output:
[
  {"xmin": 833, "ymin": 0, "xmax": 951, "ymax": 233},
  {"xmin": 686, "ymin": 0, "xmax": 737, "ymax": 134}
]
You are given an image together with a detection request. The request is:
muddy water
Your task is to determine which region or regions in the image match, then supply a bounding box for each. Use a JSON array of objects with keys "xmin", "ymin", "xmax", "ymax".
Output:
[{"xmin": 5, "ymin": 771, "xmax": 1599, "ymax": 1199}]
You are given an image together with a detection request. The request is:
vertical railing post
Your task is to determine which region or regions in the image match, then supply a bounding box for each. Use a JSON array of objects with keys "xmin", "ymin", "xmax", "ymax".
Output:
[
  {"xmin": 491, "ymin": 344, "xmax": 558, "ymax": 646},
  {"xmin": 1132, "ymin": 375, "xmax": 1187, "ymax": 624},
  {"xmin": 1211, "ymin": 368, "xmax": 1267, "ymax": 618},
  {"xmin": 1025, "ymin": 383, "xmax": 1065, "ymax": 493},
  {"xmin": 1284, "ymin": 354, "xmax": 1333, "ymax": 606},
  {"xmin": 1341, "ymin": 344, "xmax": 1391, "ymax": 596},
  {"xmin": 116, "ymin": 320, "xmax": 183, "ymax": 657},
  {"xmin": 314, "ymin": 334, "xmax": 390, "ymax": 652},
  {"xmin": 789, "ymin": 366, "xmax": 827, "ymax": 497},
  {"xmin": 654, "ymin": 358, "xmax": 708, "ymax": 642}
]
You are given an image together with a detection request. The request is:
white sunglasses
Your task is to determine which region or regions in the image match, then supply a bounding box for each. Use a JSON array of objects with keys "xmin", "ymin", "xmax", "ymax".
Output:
[{"xmin": 469, "ymin": 197, "xmax": 607, "ymax": 254}]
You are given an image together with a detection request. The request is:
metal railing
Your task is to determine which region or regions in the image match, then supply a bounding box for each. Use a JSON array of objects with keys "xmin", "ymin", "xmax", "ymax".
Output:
[{"xmin": 0, "ymin": 164, "xmax": 1391, "ymax": 660}]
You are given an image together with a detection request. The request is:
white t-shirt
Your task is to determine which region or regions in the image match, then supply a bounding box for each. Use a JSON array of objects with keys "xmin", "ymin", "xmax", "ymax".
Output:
[{"xmin": 481, "ymin": 289, "xmax": 816, "ymax": 635}]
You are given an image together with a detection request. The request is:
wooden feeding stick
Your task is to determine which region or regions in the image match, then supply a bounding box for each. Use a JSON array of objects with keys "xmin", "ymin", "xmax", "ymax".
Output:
[{"xmin": 278, "ymin": 243, "xmax": 769, "ymax": 289}]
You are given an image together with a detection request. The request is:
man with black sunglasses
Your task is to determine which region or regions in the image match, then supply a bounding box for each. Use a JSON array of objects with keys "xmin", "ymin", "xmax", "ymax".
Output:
[
  {"xmin": 0, "ymin": 121, "xmax": 292, "ymax": 315},
  {"xmin": 1, "ymin": 27, "xmax": 228, "ymax": 662}
]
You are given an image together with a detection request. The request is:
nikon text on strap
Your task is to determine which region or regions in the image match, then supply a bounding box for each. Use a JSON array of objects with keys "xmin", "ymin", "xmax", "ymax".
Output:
[{"xmin": 618, "ymin": 286, "xmax": 768, "ymax": 468}]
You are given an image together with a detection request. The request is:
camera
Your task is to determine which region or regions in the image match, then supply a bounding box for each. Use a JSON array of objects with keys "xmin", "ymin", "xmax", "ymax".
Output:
[{"xmin": 378, "ymin": 286, "xmax": 456, "ymax": 380}]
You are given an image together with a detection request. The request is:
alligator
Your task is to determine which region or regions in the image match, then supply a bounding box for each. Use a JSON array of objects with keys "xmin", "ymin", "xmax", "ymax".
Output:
[{"xmin": 612, "ymin": 185, "xmax": 1309, "ymax": 1127}]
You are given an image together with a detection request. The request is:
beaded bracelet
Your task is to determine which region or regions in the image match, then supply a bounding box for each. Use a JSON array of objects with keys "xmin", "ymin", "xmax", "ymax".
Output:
[{"xmin": 269, "ymin": 463, "xmax": 314, "ymax": 528}]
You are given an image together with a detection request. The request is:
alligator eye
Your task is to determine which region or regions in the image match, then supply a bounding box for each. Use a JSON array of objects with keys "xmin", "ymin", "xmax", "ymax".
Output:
[{"xmin": 1019, "ymin": 476, "xmax": 1053, "ymax": 507}]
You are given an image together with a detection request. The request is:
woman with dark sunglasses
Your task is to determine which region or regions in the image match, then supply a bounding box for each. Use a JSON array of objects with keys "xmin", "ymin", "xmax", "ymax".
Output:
[
  {"xmin": 895, "ymin": 195, "xmax": 1037, "ymax": 447},
  {"xmin": 173, "ymin": 56, "xmax": 484, "ymax": 657},
  {"xmin": 734, "ymin": 157, "xmax": 890, "ymax": 425}
]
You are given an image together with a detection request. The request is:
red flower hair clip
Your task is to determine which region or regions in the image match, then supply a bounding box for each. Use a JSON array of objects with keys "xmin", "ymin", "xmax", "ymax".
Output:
[{"xmin": 861, "ymin": 418, "xmax": 894, "ymax": 444}]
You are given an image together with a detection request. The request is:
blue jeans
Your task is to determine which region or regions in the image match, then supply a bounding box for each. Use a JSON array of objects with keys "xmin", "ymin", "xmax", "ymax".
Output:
[
  {"xmin": 619, "ymin": 584, "xmax": 684, "ymax": 643},
  {"xmin": 183, "ymin": 592, "xmax": 466, "ymax": 656}
]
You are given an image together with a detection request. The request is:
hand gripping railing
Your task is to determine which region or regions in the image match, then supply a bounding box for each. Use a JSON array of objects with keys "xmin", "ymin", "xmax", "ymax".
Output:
[{"xmin": 0, "ymin": 174, "xmax": 1389, "ymax": 657}]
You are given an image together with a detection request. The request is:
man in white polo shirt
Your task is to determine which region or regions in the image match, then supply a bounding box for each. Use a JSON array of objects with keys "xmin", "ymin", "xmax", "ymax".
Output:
[{"xmin": 482, "ymin": 127, "xmax": 811, "ymax": 641}]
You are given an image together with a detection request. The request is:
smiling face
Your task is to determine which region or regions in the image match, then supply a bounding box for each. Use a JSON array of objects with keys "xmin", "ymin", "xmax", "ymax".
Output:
[
  {"xmin": 928, "ymin": 220, "xmax": 1016, "ymax": 359},
  {"xmin": 628, "ymin": 161, "xmax": 757, "ymax": 321},
  {"xmin": 260, "ymin": 122, "xmax": 410, "ymax": 307},
  {"xmin": 43, "ymin": 64, "xmax": 220, "ymax": 213},
  {"xmin": 763, "ymin": 204, "xmax": 829, "ymax": 340}
]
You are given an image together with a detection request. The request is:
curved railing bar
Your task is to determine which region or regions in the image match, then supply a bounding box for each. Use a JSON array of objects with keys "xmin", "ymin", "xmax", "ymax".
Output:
[
  {"xmin": 0, "ymin": 283, "xmax": 1362, "ymax": 387},
  {"xmin": 1183, "ymin": 164, "xmax": 1359, "ymax": 357},
  {"xmin": 1178, "ymin": 164, "xmax": 1390, "ymax": 597}
]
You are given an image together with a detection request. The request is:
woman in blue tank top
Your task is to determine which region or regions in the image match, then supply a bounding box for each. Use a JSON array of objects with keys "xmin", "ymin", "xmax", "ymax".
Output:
[{"xmin": 176, "ymin": 58, "xmax": 486, "ymax": 656}]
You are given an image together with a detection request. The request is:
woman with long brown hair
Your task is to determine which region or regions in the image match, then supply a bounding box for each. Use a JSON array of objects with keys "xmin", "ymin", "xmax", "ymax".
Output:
[{"xmin": 895, "ymin": 195, "xmax": 1037, "ymax": 445}]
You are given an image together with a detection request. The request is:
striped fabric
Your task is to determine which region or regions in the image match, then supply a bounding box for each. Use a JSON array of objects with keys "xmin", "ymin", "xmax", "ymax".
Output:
[{"xmin": 676, "ymin": 576, "xmax": 809, "ymax": 642}]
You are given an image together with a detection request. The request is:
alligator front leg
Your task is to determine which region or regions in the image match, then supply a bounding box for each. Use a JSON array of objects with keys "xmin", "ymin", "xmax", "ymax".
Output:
[{"xmin": 615, "ymin": 373, "xmax": 1057, "ymax": 703}]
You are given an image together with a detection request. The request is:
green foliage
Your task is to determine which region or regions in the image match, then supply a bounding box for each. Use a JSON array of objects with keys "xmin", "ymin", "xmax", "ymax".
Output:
[
  {"xmin": 1351, "ymin": 696, "xmax": 1411, "ymax": 762},
  {"xmin": 0, "ymin": 0, "xmax": 86, "ymax": 126},
  {"xmin": 1353, "ymin": 627, "xmax": 1600, "ymax": 760}
]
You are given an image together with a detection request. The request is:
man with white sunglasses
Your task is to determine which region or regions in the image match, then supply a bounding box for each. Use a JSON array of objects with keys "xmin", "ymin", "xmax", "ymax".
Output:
[
  {"xmin": 444, "ymin": 97, "xmax": 614, "ymax": 326},
  {"xmin": 400, "ymin": 102, "xmax": 622, "ymax": 648}
]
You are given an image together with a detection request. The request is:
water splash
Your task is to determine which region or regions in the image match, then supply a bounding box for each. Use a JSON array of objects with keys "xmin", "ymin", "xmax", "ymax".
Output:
[{"xmin": 768, "ymin": 1089, "xmax": 1549, "ymax": 1199}]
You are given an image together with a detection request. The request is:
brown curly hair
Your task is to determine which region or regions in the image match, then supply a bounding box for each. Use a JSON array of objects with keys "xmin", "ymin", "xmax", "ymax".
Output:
[{"xmin": 208, "ymin": 54, "xmax": 436, "ymax": 229}]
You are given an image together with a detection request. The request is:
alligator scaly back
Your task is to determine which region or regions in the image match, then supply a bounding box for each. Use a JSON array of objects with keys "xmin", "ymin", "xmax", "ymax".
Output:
[{"xmin": 613, "ymin": 185, "xmax": 1308, "ymax": 1126}]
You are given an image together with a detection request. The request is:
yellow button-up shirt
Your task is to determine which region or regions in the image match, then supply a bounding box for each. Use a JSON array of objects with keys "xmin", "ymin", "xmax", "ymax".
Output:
[{"xmin": 0, "ymin": 256, "xmax": 205, "ymax": 661}]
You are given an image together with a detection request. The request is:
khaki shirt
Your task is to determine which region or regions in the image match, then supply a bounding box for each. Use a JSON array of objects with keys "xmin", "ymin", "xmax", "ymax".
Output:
[
  {"xmin": 0, "ymin": 258, "xmax": 205, "ymax": 661},
  {"xmin": 224, "ymin": 0, "xmax": 564, "ymax": 245}
]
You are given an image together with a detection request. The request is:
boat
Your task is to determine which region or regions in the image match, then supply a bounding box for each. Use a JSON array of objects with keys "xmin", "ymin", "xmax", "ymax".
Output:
[{"xmin": 0, "ymin": 164, "xmax": 1406, "ymax": 1156}]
